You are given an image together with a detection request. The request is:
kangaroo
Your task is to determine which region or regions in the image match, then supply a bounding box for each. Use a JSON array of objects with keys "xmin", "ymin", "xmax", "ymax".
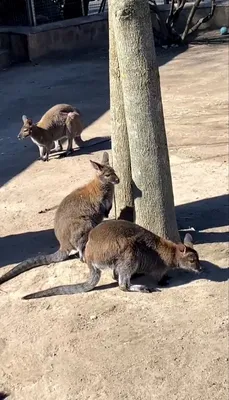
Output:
[
  {"xmin": 22, "ymin": 222, "xmax": 201, "ymax": 300},
  {"xmin": 18, "ymin": 104, "xmax": 84, "ymax": 161},
  {"xmin": 0, "ymin": 152, "xmax": 119, "ymax": 287}
]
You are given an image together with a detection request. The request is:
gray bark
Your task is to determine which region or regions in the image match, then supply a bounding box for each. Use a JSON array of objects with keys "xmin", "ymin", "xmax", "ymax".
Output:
[
  {"xmin": 109, "ymin": 1, "xmax": 134, "ymax": 220},
  {"xmin": 111, "ymin": 0, "xmax": 180, "ymax": 242}
]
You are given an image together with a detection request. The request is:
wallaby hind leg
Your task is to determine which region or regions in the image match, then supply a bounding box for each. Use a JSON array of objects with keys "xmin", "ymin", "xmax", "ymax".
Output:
[
  {"xmin": 74, "ymin": 136, "xmax": 84, "ymax": 148},
  {"xmin": 43, "ymin": 145, "xmax": 51, "ymax": 162},
  {"xmin": 38, "ymin": 145, "xmax": 47, "ymax": 161},
  {"xmin": 117, "ymin": 263, "xmax": 153, "ymax": 293},
  {"xmin": 54, "ymin": 140, "xmax": 63, "ymax": 152},
  {"xmin": 71, "ymin": 231, "xmax": 90, "ymax": 263},
  {"xmin": 59, "ymin": 137, "xmax": 73, "ymax": 158},
  {"xmin": 66, "ymin": 111, "xmax": 84, "ymax": 148},
  {"xmin": 112, "ymin": 270, "xmax": 118, "ymax": 281}
]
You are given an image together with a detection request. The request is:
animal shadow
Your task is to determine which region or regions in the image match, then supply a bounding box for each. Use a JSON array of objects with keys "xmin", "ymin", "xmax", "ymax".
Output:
[
  {"xmin": 94, "ymin": 260, "xmax": 229, "ymax": 293},
  {"xmin": 0, "ymin": 392, "xmax": 9, "ymax": 400},
  {"xmin": 53, "ymin": 136, "xmax": 111, "ymax": 159}
]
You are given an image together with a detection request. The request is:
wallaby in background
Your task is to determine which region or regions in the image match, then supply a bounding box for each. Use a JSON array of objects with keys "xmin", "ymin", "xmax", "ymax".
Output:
[
  {"xmin": 22, "ymin": 221, "xmax": 201, "ymax": 299},
  {"xmin": 0, "ymin": 152, "xmax": 119, "ymax": 287},
  {"xmin": 18, "ymin": 104, "xmax": 85, "ymax": 161}
]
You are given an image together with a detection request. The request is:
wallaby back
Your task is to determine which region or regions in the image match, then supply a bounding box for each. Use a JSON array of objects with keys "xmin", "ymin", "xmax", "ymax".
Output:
[
  {"xmin": 23, "ymin": 220, "xmax": 201, "ymax": 299},
  {"xmin": 0, "ymin": 152, "xmax": 119, "ymax": 287}
]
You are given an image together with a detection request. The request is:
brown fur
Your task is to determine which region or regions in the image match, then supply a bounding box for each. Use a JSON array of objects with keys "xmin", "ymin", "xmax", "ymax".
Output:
[
  {"xmin": 0, "ymin": 152, "xmax": 119, "ymax": 287},
  {"xmin": 18, "ymin": 104, "xmax": 84, "ymax": 161},
  {"xmin": 22, "ymin": 220, "xmax": 201, "ymax": 299}
]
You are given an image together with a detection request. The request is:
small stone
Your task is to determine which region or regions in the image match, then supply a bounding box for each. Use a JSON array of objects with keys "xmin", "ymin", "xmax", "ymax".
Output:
[{"xmin": 90, "ymin": 315, "xmax": 98, "ymax": 320}]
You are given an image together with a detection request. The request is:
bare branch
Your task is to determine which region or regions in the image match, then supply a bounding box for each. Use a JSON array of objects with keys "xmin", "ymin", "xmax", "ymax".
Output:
[
  {"xmin": 149, "ymin": 1, "xmax": 169, "ymax": 40},
  {"xmin": 181, "ymin": 0, "xmax": 202, "ymax": 40},
  {"xmin": 172, "ymin": 0, "xmax": 186, "ymax": 23},
  {"xmin": 166, "ymin": 0, "xmax": 175, "ymax": 26},
  {"xmin": 182, "ymin": 0, "xmax": 216, "ymax": 39}
]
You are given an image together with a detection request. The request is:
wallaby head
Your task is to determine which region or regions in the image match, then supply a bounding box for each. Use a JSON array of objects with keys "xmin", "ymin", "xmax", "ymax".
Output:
[
  {"xmin": 90, "ymin": 152, "xmax": 120, "ymax": 185},
  {"xmin": 175, "ymin": 233, "xmax": 201, "ymax": 272},
  {"xmin": 18, "ymin": 115, "xmax": 33, "ymax": 140}
]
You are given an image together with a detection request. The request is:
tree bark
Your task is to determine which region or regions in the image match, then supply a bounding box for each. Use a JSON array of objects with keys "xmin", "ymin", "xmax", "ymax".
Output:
[
  {"xmin": 109, "ymin": 0, "xmax": 134, "ymax": 220},
  {"xmin": 111, "ymin": 0, "xmax": 180, "ymax": 242}
]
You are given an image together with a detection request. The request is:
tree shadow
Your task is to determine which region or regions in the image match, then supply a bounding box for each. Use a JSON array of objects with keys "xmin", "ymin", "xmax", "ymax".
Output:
[{"xmin": 176, "ymin": 194, "xmax": 229, "ymax": 244}]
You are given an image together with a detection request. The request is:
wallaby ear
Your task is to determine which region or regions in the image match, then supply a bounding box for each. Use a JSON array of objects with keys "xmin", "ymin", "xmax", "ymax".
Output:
[
  {"xmin": 101, "ymin": 151, "xmax": 109, "ymax": 165},
  {"xmin": 22, "ymin": 115, "xmax": 27, "ymax": 123},
  {"xmin": 90, "ymin": 160, "xmax": 103, "ymax": 171},
  {"xmin": 177, "ymin": 243, "xmax": 186, "ymax": 255},
  {"xmin": 184, "ymin": 233, "xmax": 194, "ymax": 249}
]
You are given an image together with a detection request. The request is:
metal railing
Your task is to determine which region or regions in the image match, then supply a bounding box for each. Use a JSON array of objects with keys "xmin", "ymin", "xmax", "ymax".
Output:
[{"xmin": 0, "ymin": 0, "xmax": 208, "ymax": 27}]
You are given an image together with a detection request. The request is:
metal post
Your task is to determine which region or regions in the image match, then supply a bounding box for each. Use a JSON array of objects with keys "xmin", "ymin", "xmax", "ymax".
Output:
[
  {"xmin": 26, "ymin": 0, "xmax": 37, "ymax": 26},
  {"xmin": 81, "ymin": 0, "xmax": 85, "ymax": 16}
]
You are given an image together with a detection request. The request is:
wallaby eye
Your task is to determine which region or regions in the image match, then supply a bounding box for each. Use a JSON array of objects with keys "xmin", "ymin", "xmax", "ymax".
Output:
[{"xmin": 104, "ymin": 174, "xmax": 110, "ymax": 178}]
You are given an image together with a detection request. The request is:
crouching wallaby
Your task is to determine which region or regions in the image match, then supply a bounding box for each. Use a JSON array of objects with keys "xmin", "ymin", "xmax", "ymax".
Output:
[
  {"xmin": 18, "ymin": 104, "xmax": 84, "ymax": 161},
  {"xmin": 22, "ymin": 222, "xmax": 201, "ymax": 299},
  {"xmin": 0, "ymin": 152, "xmax": 119, "ymax": 288}
]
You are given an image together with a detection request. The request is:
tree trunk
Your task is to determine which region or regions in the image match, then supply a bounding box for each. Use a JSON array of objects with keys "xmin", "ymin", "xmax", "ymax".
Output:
[
  {"xmin": 111, "ymin": 0, "xmax": 180, "ymax": 242},
  {"xmin": 109, "ymin": 1, "xmax": 134, "ymax": 220}
]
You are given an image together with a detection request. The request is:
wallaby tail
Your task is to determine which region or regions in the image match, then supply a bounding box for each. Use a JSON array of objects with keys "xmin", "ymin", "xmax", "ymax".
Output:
[
  {"xmin": 38, "ymin": 205, "xmax": 58, "ymax": 214},
  {"xmin": 0, "ymin": 250, "xmax": 68, "ymax": 285},
  {"xmin": 23, "ymin": 266, "xmax": 101, "ymax": 300}
]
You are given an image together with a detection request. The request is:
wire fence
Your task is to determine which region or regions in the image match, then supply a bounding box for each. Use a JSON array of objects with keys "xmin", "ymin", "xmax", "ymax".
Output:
[{"xmin": 0, "ymin": 0, "xmax": 209, "ymax": 27}]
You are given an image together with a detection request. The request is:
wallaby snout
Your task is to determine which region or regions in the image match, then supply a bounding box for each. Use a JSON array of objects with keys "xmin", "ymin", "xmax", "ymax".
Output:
[{"xmin": 113, "ymin": 176, "xmax": 120, "ymax": 185}]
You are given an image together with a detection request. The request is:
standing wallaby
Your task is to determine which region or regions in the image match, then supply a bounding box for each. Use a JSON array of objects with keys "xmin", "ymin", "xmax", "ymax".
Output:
[
  {"xmin": 0, "ymin": 152, "xmax": 119, "ymax": 287},
  {"xmin": 18, "ymin": 104, "xmax": 84, "ymax": 161},
  {"xmin": 22, "ymin": 222, "xmax": 201, "ymax": 300}
]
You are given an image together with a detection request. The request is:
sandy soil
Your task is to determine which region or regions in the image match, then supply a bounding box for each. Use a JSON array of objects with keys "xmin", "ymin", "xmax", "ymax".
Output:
[{"xmin": 0, "ymin": 44, "xmax": 228, "ymax": 400}]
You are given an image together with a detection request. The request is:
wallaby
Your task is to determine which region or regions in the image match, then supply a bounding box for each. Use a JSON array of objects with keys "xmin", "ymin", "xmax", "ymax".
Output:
[
  {"xmin": 0, "ymin": 152, "xmax": 119, "ymax": 287},
  {"xmin": 22, "ymin": 222, "xmax": 201, "ymax": 300},
  {"xmin": 18, "ymin": 104, "xmax": 84, "ymax": 161}
]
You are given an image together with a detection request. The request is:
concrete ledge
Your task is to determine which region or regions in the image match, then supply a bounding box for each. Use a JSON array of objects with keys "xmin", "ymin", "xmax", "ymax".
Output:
[
  {"xmin": 0, "ymin": 4, "xmax": 228, "ymax": 63},
  {"xmin": 28, "ymin": 15, "xmax": 108, "ymax": 61}
]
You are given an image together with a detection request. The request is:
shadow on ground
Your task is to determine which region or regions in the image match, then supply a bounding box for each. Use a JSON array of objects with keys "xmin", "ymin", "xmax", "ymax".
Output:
[
  {"xmin": 0, "ymin": 228, "xmax": 58, "ymax": 269},
  {"xmin": 0, "ymin": 44, "xmax": 188, "ymax": 188},
  {"xmin": 177, "ymin": 194, "xmax": 229, "ymax": 244},
  {"xmin": 1, "ymin": 193, "xmax": 228, "ymax": 271}
]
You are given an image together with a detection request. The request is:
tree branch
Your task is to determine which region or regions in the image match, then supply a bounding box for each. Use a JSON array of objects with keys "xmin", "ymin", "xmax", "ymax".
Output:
[
  {"xmin": 172, "ymin": 0, "xmax": 186, "ymax": 23},
  {"xmin": 181, "ymin": 0, "xmax": 202, "ymax": 40},
  {"xmin": 182, "ymin": 0, "xmax": 216, "ymax": 40},
  {"xmin": 149, "ymin": 0, "xmax": 169, "ymax": 41}
]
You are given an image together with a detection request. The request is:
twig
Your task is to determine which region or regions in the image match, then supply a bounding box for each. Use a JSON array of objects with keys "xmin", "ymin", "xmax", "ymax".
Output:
[
  {"xmin": 172, "ymin": 0, "xmax": 186, "ymax": 25},
  {"xmin": 99, "ymin": 0, "xmax": 107, "ymax": 13}
]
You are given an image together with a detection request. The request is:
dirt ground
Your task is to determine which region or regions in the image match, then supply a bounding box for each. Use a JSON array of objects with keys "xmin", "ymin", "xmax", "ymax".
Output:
[{"xmin": 0, "ymin": 43, "xmax": 228, "ymax": 400}]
